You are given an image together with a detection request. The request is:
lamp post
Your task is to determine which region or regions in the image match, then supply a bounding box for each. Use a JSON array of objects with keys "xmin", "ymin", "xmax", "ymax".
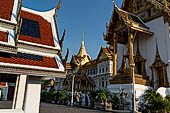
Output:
[{"xmin": 71, "ymin": 74, "xmax": 75, "ymax": 107}]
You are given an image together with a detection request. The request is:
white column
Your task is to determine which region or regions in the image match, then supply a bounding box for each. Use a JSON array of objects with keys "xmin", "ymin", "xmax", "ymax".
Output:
[
  {"xmin": 12, "ymin": 75, "xmax": 27, "ymax": 110},
  {"xmin": 24, "ymin": 76, "xmax": 41, "ymax": 113}
]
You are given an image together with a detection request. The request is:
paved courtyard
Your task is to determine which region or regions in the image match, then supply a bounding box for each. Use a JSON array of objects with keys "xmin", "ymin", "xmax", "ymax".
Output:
[{"xmin": 39, "ymin": 103, "xmax": 112, "ymax": 113}]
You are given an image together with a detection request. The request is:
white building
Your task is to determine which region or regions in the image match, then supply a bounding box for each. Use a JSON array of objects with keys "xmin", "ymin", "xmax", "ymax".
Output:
[
  {"xmin": 83, "ymin": 47, "xmax": 113, "ymax": 90},
  {"xmin": 0, "ymin": 0, "xmax": 65, "ymax": 113},
  {"xmin": 103, "ymin": 0, "xmax": 170, "ymax": 111}
]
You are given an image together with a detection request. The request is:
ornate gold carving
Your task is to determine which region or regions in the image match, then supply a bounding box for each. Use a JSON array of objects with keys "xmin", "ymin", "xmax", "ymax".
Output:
[
  {"xmin": 150, "ymin": 39, "xmax": 169, "ymax": 88},
  {"xmin": 118, "ymin": 56, "xmax": 129, "ymax": 73},
  {"xmin": 148, "ymin": 0, "xmax": 170, "ymax": 17}
]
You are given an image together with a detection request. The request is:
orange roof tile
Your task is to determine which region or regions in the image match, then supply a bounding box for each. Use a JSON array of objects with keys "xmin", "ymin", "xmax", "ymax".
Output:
[
  {"xmin": 19, "ymin": 10, "xmax": 55, "ymax": 47},
  {"xmin": 0, "ymin": 52, "xmax": 58, "ymax": 69},
  {"xmin": 0, "ymin": 0, "xmax": 14, "ymax": 20},
  {"xmin": 0, "ymin": 31, "xmax": 8, "ymax": 42}
]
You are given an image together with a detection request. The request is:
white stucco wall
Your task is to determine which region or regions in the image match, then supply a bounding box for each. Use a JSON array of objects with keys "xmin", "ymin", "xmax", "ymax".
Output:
[
  {"xmin": 144, "ymin": 16, "xmax": 170, "ymax": 84},
  {"xmin": 0, "ymin": 76, "xmax": 41, "ymax": 113},
  {"xmin": 24, "ymin": 76, "xmax": 41, "ymax": 113}
]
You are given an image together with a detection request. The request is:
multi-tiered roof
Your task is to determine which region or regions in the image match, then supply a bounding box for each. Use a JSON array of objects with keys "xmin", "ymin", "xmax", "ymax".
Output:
[{"xmin": 0, "ymin": 0, "xmax": 65, "ymax": 77}]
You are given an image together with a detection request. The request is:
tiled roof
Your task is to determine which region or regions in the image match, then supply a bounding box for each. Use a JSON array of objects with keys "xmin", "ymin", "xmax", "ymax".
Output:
[
  {"xmin": 0, "ymin": 0, "xmax": 14, "ymax": 20},
  {"xmin": 104, "ymin": 48, "xmax": 110, "ymax": 54},
  {"xmin": 104, "ymin": 48, "xmax": 112, "ymax": 57},
  {"xmin": 19, "ymin": 10, "xmax": 55, "ymax": 47},
  {"xmin": 0, "ymin": 31, "xmax": 8, "ymax": 42},
  {"xmin": 66, "ymin": 63, "xmax": 71, "ymax": 66},
  {"xmin": 0, "ymin": 52, "xmax": 58, "ymax": 69}
]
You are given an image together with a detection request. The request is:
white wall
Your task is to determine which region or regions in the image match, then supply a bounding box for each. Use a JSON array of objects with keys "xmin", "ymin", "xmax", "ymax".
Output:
[{"xmin": 24, "ymin": 76, "xmax": 41, "ymax": 113}]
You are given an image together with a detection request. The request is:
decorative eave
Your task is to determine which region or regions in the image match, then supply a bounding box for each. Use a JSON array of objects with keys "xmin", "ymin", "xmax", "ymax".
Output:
[
  {"xmin": 113, "ymin": 3, "xmax": 153, "ymax": 34},
  {"xmin": 121, "ymin": 0, "xmax": 154, "ymax": 15},
  {"xmin": 0, "ymin": 18, "xmax": 17, "ymax": 29},
  {"xmin": 103, "ymin": 1, "xmax": 154, "ymax": 45},
  {"xmin": 0, "ymin": 43, "xmax": 18, "ymax": 54},
  {"xmin": 0, "ymin": 64, "xmax": 65, "ymax": 78},
  {"xmin": 147, "ymin": 0, "xmax": 170, "ymax": 16}
]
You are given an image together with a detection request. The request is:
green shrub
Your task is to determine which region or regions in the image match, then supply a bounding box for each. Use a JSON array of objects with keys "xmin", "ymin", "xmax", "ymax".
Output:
[
  {"xmin": 142, "ymin": 89, "xmax": 170, "ymax": 113},
  {"xmin": 58, "ymin": 91, "xmax": 69, "ymax": 104}
]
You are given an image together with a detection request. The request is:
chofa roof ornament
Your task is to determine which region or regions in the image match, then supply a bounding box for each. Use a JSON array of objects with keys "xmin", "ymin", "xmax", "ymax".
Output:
[{"xmin": 55, "ymin": 0, "xmax": 61, "ymax": 14}]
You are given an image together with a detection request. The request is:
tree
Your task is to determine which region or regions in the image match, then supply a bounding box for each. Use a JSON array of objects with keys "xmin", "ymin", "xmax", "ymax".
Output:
[
  {"xmin": 58, "ymin": 91, "xmax": 69, "ymax": 105},
  {"xmin": 165, "ymin": 95, "xmax": 170, "ymax": 113},
  {"xmin": 142, "ymin": 89, "xmax": 167, "ymax": 113},
  {"xmin": 97, "ymin": 90, "xmax": 111, "ymax": 110}
]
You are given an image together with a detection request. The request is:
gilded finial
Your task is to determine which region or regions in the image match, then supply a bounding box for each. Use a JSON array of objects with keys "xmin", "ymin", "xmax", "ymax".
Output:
[
  {"xmin": 55, "ymin": 0, "xmax": 61, "ymax": 14},
  {"xmin": 82, "ymin": 32, "xmax": 84, "ymax": 41},
  {"xmin": 155, "ymin": 37, "xmax": 161, "ymax": 61},
  {"xmin": 112, "ymin": 0, "xmax": 116, "ymax": 7}
]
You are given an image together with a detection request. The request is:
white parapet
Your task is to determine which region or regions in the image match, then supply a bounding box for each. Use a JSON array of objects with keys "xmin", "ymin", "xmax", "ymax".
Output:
[
  {"xmin": 157, "ymin": 87, "xmax": 170, "ymax": 97},
  {"xmin": 108, "ymin": 84, "xmax": 151, "ymax": 110}
]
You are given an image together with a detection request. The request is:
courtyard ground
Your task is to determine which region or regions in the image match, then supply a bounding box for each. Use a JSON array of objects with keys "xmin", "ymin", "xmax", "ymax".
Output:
[{"xmin": 39, "ymin": 102, "xmax": 113, "ymax": 113}]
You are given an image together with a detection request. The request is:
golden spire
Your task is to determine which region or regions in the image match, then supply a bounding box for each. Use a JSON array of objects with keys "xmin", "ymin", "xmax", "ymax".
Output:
[
  {"xmin": 134, "ymin": 37, "xmax": 145, "ymax": 62},
  {"xmin": 77, "ymin": 32, "xmax": 88, "ymax": 57},
  {"xmin": 118, "ymin": 56, "xmax": 126, "ymax": 73},
  {"xmin": 82, "ymin": 32, "xmax": 84, "ymax": 41},
  {"xmin": 155, "ymin": 38, "xmax": 162, "ymax": 63}
]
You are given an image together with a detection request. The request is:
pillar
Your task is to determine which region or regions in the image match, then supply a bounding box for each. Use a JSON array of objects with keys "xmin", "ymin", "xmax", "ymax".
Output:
[
  {"xmin": 12, "ymin": 75, "xmax": 27, "ymax": 110},
  {"xmin": 24, "ymin": 76, "xmax": 41, "ymax": 113},
  {"xmin": 162, "ymin": 66, "xmax": 166, "ymax": 87},
  {"xmin": 113, "ymin": 32, "xmax": 117, "ymax": 77},
  {"xmin": 151, "ymin": 68, "xmax": 154, "ymax": 88},
  {"xmin": 141, "ymin": 62, "xmax": 146, "ymax": 77},
  {"xmin": 128, "ymin": 29, "xmax": 135, "ymax": 79}
]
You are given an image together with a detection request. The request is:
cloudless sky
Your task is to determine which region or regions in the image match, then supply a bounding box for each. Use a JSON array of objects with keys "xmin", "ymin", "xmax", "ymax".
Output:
[{"xmin": 23, "ymin": 0, "xmax": 123, "ymax": 61}]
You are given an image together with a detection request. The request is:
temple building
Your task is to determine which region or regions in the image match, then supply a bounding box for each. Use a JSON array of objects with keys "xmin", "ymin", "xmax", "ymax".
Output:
[
  {"xmin": 103, "ymin": 0, "xmax": 170, "ymax": 111},
  {"xmin": 0, "ymin": 0, "xmax": 65, "ymax": 113},
  {"xmin": 63, "ymin": 36, "xmax": 115, "ymax": 91},
  {"xmin": 63, "ymin": 35, "xmax": 95, "ymax": 92}
]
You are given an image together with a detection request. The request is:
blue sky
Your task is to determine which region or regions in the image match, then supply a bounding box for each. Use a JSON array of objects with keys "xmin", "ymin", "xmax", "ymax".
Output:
[{"xmin": 23, "ymin": 0, "xmax": 123, "ymax": 61}]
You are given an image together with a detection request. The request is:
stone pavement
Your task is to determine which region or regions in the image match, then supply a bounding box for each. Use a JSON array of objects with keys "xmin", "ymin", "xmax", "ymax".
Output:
[{"xmin": 39, "ymin": 103, "xmax": 113, "ymax": 113}]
